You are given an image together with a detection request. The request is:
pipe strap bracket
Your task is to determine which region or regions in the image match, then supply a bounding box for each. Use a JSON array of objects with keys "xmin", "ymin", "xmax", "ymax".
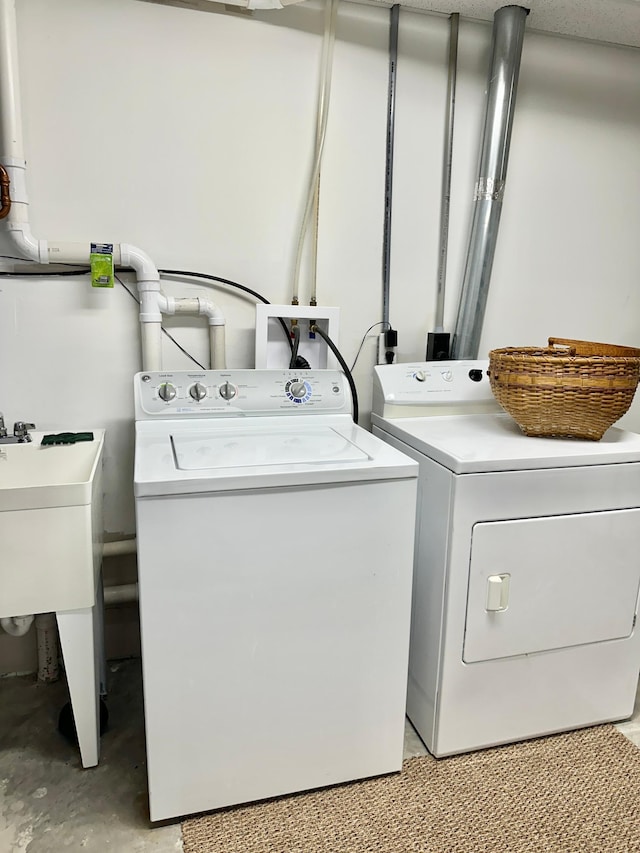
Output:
[{"xmin": 474, "ymin": 177, "xmax": 505, "ymax": 202}]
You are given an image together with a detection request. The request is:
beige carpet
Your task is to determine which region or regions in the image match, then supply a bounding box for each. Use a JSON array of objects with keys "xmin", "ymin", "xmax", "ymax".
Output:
[{"xmin": 182, "ymin": 726, "xmax": 640, "ymax": 853}]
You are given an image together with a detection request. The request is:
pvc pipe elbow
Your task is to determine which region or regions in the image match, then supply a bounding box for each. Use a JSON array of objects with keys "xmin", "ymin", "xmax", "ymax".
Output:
[
  {"xmin": 198, "ymin": 297, "xmax": 225, "ymax": 326},
  {"xmin": 1, "ymin": 614, "xmax": 34, "ymax": 637},
  {"xmin": 5, "ymin": 218, "xmax": 47, "ymax": 263},
  {"xmin": 120, "ymin": 243, "xmax": 160, "ymax": 280}
]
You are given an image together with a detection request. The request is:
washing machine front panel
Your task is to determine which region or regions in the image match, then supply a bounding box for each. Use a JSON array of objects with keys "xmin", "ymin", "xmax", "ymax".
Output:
[
  {"xmin": 463, "ymin": 509, "xmax": 640, "ymax": 663},
  {"xmin": 137, "ymin": 477, "xmax": 416, "ymax": 821}
]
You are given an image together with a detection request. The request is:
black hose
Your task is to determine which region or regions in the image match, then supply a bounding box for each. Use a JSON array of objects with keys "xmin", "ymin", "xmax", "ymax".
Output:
[
  {"xmin": 310, "ymin": 324, "xmax": 359, "ymax": 424},
  {"xmin": 289, "ymin": 324, "xmax": 300, "ymax": 369}
]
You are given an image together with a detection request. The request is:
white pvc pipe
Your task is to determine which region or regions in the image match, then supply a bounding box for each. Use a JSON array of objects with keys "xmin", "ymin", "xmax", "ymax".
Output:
[
  {"xmin": 210, "ymin": 324, "xmax": 226, "ymax": 369},
  {"xmin": 103, "ymin": 538, "xmax": 137, "ymax": 558},
  {"xmin": 35, "ymin": 612, "xmax": 59, "ymax": 682},
  {"xmin": 0, "ymin": 0, "xmax": 22, "ymax": 160},
  {"xmin": 0, "ymin": 0, "xmax": 165, "ymax": 371},
  {"xmin": 103, "ymin": 583, "xmax": 138, "ymax": 606},
  {"xmin": 1, "ymin": 614, "xmax": 34, "ymax": 637},
  {"xmin": 0, "ymin": 0, "xmax": 224, "ymax": 374},
  {"xmin": 159, "ymin": 294, "xmax": 226, "ymax": 368}
]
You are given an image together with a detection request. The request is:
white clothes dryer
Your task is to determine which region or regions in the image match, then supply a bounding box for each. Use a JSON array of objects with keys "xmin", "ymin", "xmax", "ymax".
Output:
[
  {"xmin": 372, "ymin": 360, "xmax": 640, "ymax": 757},
  {"xmin": 134, "ymin": 369, "xmax": 418, "ymax": 821}
]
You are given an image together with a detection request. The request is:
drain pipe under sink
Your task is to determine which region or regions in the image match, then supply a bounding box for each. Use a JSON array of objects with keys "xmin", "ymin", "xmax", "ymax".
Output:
[
  {"xmin": 0, "ymin": 613, "xmax": 33, "ymax": 636},
  {"xmin": 102, "ymin": 539, "xmax": 139, "ymax": 605}
]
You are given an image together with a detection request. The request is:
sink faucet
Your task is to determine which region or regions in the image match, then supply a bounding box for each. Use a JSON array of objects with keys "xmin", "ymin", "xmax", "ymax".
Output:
[
  {"xmin": 13, "ymin": 422, "xmax": 36, "ymax": 442},
  {"xmin": 0, "ymin": 417, "xmax": 36, "ymax": 444}
]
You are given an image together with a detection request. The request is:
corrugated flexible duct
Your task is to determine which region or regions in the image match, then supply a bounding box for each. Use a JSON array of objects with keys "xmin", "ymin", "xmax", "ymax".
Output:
[{"xmin": 451, "ymin": 5, "xmax": 529, "ymax": 359}]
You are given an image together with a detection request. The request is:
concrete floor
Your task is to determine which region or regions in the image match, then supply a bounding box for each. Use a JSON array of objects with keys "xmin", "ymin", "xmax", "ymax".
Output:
[
  {"xmin": 1, "ymin": 660, "xmax": 639, "ymax": 852},
  {"xmin": 0, "ymin": 660, "xmax": 182, "ymax": 853}
]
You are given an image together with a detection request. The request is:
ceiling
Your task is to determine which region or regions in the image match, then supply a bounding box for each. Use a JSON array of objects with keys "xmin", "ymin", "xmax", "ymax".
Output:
[
  {"xmin": 364, "ymin": 0, "xmax": 640, "ymax": 49},
  {"xmin": 140, "ymin": 0, "xmax": 640, "ymax": 48}
]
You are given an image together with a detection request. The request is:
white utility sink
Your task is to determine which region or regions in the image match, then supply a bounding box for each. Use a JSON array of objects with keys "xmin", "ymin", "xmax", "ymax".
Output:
[
  {"xmin": 0, "ymin": 429, "xmax": 106, "ymax": 769},
  {"xmin": 0, "ymin": 431, "xmax": 105, "ymax": 615},
  {"xmin": 0, "ymin": 432, "xmax": 103, "ymax": 511}
]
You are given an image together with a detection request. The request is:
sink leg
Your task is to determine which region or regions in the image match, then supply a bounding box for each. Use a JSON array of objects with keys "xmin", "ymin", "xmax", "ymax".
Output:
[
  {"xmin": 96, "ymin": 571, "xmax": 107, "ymax": 697},
  {"xmin": 56, "ymin": 606, "xmax": 100, "ymax": 768}
]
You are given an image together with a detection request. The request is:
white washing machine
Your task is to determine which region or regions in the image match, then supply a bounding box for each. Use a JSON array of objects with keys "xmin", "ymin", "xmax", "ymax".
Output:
[
  {"xmin": 134, "ymin": 369, "xmax": 418, "ymax": 821},
  {"xmin": 372, "ymin": 360, "xmax": 640, "ymax": 757}
]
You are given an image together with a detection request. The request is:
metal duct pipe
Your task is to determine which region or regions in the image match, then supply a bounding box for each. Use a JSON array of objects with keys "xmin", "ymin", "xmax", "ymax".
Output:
[{"xmin": 451, "ymin": 5, "xmax": 529, "ymax": 359}]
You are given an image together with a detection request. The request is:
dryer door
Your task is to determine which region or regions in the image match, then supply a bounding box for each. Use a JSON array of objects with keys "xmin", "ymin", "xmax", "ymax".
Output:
[{"xmin": 463, "ymin": 509, "xmax": 640, "ymax": 663}]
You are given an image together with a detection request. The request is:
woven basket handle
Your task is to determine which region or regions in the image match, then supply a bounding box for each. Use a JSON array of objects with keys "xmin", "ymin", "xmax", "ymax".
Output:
[{"xmin": 548, "ymin": 337, "xmax": 577, "ymax": 355}]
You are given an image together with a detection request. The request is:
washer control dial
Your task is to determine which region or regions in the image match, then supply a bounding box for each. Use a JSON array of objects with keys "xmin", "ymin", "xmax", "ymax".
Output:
[
  {"xmin": 189, "ymin": 382, "xmax": 207, "ymax": 401},
  {"xmin": 158, "ymin": 382, "xmax": 177, "ymax": 402},
  {"xmin": 285, "ymin": 379, "xmax": 312, "ymax": 404},
  {"xmin": 219, "ymin": 381, "xmax": 237, "ymax": 401},
  {"xmin": 414, "ymin": 371, "xmax": 426, "ymax": 382}
]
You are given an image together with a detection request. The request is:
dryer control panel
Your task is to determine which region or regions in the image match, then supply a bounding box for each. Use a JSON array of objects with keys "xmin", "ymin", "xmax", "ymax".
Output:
[
  {"xmin": 134, "ymin": 370, "xmax": 351, "ymax": 419},
  {"xmin": 372, "ymin": 360, "xmax": 500, "ymax": 419}
]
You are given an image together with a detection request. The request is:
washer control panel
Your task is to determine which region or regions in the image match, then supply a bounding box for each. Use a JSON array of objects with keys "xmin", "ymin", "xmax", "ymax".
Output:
[{"xmin": 135, "ymin": 370, "xmax": 349, "ymax": 418}]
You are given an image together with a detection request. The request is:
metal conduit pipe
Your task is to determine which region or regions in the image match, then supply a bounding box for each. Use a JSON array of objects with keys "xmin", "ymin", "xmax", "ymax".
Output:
[{"xmin": 451, "ymin": 5, "xmax": 529, "ymax": 359}]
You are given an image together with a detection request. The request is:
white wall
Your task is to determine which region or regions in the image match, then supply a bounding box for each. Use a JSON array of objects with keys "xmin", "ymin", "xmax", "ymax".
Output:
[{"xmin": 0, "ymin": 0, "xmax": 639, "ymax": 664}]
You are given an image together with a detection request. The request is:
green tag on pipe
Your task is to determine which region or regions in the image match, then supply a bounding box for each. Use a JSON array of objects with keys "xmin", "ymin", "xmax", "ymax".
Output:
[{"xmin": 90, "ymin": 242, "xmax": 114, "ymax": 288}]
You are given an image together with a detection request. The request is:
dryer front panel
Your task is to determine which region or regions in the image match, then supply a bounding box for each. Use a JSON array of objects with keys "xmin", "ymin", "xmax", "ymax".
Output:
[{"xmin": 463, "ymin": 509, "xmax": 640, "ymax": 663}]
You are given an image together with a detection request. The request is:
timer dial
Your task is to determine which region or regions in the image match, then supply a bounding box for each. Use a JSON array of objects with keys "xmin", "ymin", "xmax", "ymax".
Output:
[
  {"xmin": 189, "ymin": 382, "xmax": 207, "ymax": 401},
  {"xmin": 219, "ymin": 381, "xmax": 237, "ymax": 401},
  {"xmin": 158, "ymin": 382, "xmax": 177, "ymax": 402}
]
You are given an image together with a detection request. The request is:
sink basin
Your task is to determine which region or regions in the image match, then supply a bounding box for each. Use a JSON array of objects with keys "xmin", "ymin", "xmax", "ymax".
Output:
[
  {"xmin": 0, "ymin": 431, "xmax": 104, "ymax": 511},
  {"xmin": 0, "ymin": 430, "xmax": 105, "ymax": 618}
]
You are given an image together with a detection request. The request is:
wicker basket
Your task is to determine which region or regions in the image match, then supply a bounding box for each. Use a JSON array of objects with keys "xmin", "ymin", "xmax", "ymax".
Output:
[{"xmin": 488, "ymin": 337, "xmax": 640, "ymax": 440}]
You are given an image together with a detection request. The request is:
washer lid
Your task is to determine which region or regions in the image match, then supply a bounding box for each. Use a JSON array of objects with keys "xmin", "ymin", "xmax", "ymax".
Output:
[
  {"xmin": 134, "ymin": 415, "xmax": 418, "ymax": 496},
  {"xmin": 372, "ymin": 411, "xmax": 640, "ymax": 473},
  {"xmin": 171, "ymin": 426, "xmax": 369, "ymax": 470}
]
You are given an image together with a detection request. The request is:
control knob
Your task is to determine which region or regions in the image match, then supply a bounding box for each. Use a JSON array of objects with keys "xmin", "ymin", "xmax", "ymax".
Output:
[
  {"xmin": 414, "ymin": 371, "xmax": 426, "ymax": 382},
  {"xmin": 158, "ymin": 382, "xmax": 177, "ymax": 402},
  {"xmin": 219, "ymin": 381, "xmax": 237, "ymax": 401},
  {"xmin": 189, "ymin": 382, "xmax": 207, "ymax": 401},
  {"xmin": 290, "ymin": 381, "xmax": 307, "ymax": 398}
]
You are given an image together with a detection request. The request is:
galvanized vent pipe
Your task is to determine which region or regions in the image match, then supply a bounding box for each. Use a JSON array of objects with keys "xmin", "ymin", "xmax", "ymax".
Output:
[{"xmin": 451, "ymin": 5, "xmax": 529, "ymax": 359}]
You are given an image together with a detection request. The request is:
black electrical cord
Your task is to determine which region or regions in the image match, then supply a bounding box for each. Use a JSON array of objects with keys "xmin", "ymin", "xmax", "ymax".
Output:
[
  {"xmin": 0, "ymin": 261, "xmax": 294, "ymax": 355},
  {"xmin": 310, "ymin": 324, "xmax": 359, "ymax": 424},
  {"xmin": 0, "ymin": 262, "xmax": 207, "ymax": 367},
  {"xmin": 159, "ymin": 268, "xmax": 293, "ymax": 353},
  {"xmin": 349, "ymin": 320, "xmax": 390, "ymax": 372},
  {"xmin": 0, "ymin": 260, "xmax": 303, "ymax": 368}
]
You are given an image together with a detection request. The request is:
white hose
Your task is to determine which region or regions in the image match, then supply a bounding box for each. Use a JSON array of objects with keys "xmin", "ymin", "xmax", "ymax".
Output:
[{"xmin": 291, "ymin": 0, "xmax": 339, "ymax": 305}]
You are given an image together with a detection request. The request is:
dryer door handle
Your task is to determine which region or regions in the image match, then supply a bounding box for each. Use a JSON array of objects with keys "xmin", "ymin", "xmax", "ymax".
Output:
[{"xmin": 486, "ymin": 574, "xmax": 510, "ymax": 612}]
